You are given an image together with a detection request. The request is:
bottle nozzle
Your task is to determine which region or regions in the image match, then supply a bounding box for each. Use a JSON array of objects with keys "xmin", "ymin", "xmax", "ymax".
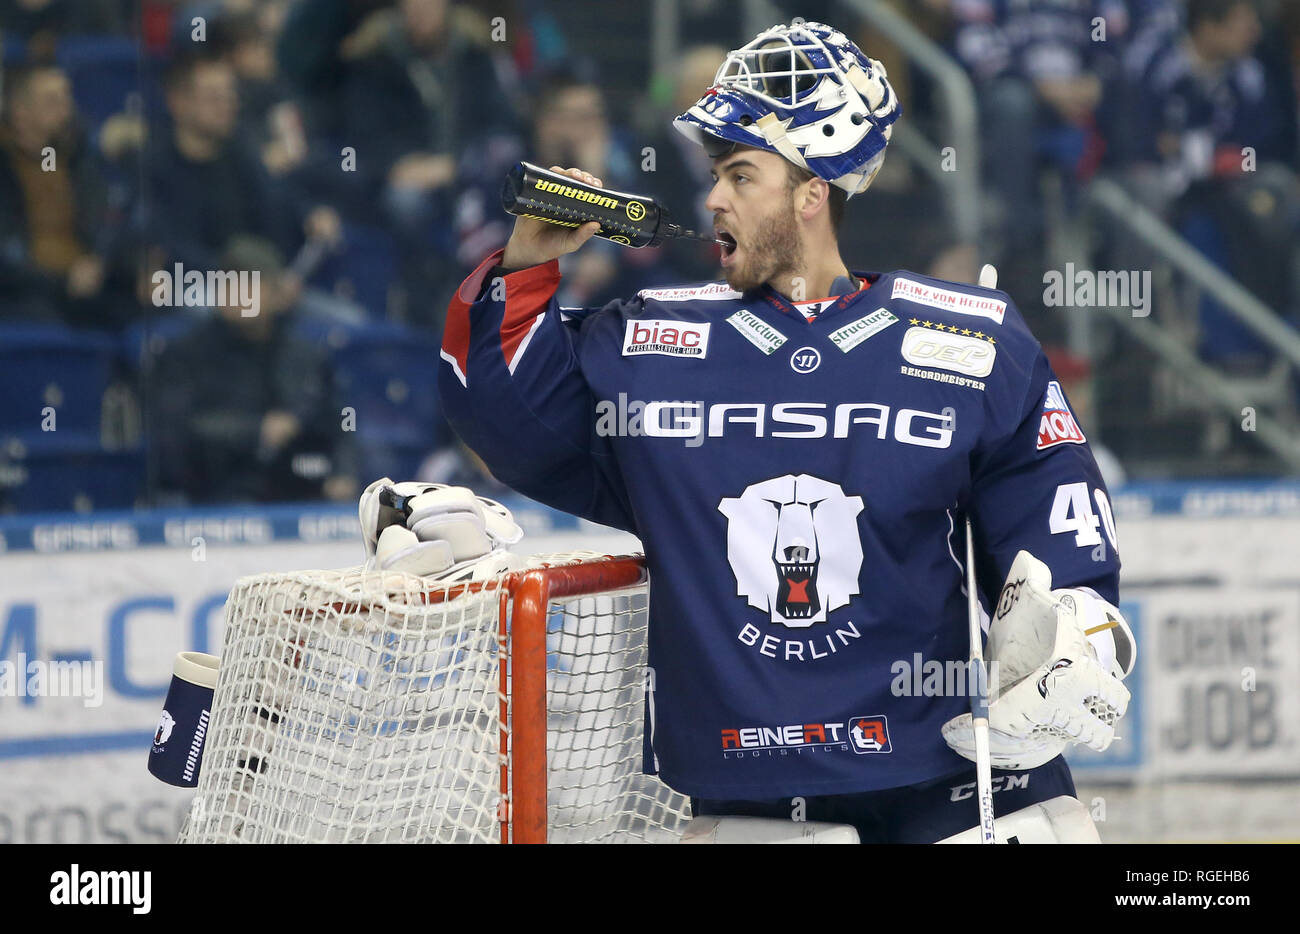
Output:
[{"xmin": 663, "ymin": 223, "xmax": 727, "ymax": 246}]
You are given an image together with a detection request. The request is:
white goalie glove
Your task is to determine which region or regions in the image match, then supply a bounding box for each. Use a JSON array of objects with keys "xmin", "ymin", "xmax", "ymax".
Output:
[
  {"xmin": 942, "ymin": 550, "xmax": 1136, "ymax": 770},
  {"xmin": 358, "ymin": 477, "xmax": 525, "ymax": 581}
]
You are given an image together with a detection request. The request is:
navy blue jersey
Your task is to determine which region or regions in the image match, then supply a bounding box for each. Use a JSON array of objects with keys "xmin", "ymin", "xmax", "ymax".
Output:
[{"xmin": 440, "ymin": 250, "xmax": 1121, "ymax": 800}]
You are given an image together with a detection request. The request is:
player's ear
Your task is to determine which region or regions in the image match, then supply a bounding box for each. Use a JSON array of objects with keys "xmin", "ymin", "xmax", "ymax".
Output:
[{"xmin": 799, "ymin": 176, "xmax": 830, "ymax": 223}]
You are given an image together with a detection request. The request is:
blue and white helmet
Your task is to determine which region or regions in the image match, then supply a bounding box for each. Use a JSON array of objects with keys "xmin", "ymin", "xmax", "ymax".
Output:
[{"xmin": 673, "ymin": 21, "xmax": 901, "ymax": 198}]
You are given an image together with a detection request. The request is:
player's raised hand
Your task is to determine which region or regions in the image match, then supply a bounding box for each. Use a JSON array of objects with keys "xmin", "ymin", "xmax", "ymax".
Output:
[{"xmin": 500, "ymin": 166, "xmax": 604, "ymax": 269}]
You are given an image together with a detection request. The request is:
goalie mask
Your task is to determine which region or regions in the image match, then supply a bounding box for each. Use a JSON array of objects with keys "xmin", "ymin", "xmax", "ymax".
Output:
[{"xmin": 673, "ymin": 21, "xmax": 901, "ymax": 197}]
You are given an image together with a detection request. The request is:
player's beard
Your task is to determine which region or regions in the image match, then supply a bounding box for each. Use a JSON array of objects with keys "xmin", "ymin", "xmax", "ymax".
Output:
[{"xmin": 723, "ymin": 197, "xmax": 803, "ymax": 294}]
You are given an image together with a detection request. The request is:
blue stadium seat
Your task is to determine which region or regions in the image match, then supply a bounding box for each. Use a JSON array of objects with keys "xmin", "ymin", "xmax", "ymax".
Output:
[
  {"xmin": 120, "ymin": 314, "xmax": 204, "ymax": 374},
  {"xmin": 327, "ymin": 320, "xmax": 442, "ymax": 449},
  {"xmin": 2, "ymin": 35, "xmax": 24, "ymax": 65},
  {"xmin": 358, "ymin": 440, "xmax": 433, "ymax": 485},
  {"xmin": 55, "ymin": 36, "xmax": 142, "ymax": 133},
  {"xmin": 0, "ymin": 431, "xmax": 145, "ymax": 513},
  {"xmin": 0, "ymin": 324, "xmax": 118, "ymax": 438},
  {"xmin": 312, "ymin": 223, "xmax": 398, "ymax": 318},
  {"xmin": 289, "ymin": 317, "xmax": 442, "ymax": 482}
]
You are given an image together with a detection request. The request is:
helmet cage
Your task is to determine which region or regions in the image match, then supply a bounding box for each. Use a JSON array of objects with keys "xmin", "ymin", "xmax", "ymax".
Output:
[{"xmin": 714, "ymin": 28, "xmax": 841, "ymax": 111}]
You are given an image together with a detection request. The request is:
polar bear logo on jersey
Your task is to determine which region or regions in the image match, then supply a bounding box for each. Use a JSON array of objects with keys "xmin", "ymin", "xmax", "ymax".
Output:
[
  {"xmin": 718, "ymin": 474, "xmax": 865, "ymax": 628},
  {"xmin": 154, "ymin": 710, "xmax": 176, "ymax": 747}
]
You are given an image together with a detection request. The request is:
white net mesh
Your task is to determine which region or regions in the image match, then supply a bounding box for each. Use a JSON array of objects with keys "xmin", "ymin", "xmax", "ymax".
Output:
[{"xmin": 179, "ymin": 555, "xmax": 690, "ymax": 843}]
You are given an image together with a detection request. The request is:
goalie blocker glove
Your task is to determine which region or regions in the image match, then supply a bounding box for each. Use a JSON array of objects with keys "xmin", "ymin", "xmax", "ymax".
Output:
[
  {"xmin": 358, "ymin": 478, "xmax": 525, "ymax": 581},
  {"xmin": 942, "ymin": 550, "xmax": 1136, "ymax": 770}
]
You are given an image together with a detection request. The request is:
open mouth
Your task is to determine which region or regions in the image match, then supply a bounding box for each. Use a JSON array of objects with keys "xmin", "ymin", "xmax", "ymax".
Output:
[
  {"xmin": 716, "ymin": 230, "xmax": 738, "ymax": 265},
  {"xmin": 774, "ymin": 560, "xmax": 819, "ymax": 619}
]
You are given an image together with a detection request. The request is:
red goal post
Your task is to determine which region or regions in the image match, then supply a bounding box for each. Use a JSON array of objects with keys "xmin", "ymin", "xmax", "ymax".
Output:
[{"xmin": 507, "ymin": 554, "xmax": 647, "ymax": 842}]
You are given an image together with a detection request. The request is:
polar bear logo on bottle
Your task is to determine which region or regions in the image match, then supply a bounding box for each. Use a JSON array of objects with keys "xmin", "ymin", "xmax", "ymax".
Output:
[
  {"xmin": 153, "ymin": 710, "xmax": 176, "ymax": 747},
  {"xmin": 718, "ymin": 474, "xmax": 865, "ymax": 628}
]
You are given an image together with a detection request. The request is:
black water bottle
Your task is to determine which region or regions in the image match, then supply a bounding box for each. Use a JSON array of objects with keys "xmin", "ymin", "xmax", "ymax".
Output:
[{"xmin": 501, "ymin": 161, "xmax": 714, "ymax": 248}]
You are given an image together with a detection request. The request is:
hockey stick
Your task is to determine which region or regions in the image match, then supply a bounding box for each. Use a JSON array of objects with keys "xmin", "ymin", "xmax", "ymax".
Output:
[{"xmin": 965, "ymin": 515, "xmax": 997, "ymax": 844}]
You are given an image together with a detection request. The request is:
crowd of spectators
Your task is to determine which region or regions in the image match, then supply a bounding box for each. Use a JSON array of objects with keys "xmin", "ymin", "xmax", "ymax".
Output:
[
  {"xmin": 937, "ymin": 0, "xmax": 1300, "ymax": 365},
  {"xmin": 1, "ymin": 0, "xmax": 1298, "ymax": 512}
]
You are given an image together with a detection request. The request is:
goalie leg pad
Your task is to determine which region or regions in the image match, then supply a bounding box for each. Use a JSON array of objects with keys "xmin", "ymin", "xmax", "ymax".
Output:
[
  {"xmin": 679, "ymin": 816, "xmax": 860, "ymax": 844},
  {"xmin": 934, "ymin": 795, "xmax": 1101, "ymax": 844},
  {"xmin": 687, "ymin": 755, "xmax": 1080, "ymax": 842}
]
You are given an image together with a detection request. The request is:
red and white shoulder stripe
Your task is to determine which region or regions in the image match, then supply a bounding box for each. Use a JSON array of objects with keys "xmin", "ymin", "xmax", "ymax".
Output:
[{"xmin": 441, "ymin": 249, "xmax": 561, "ymax": 387}]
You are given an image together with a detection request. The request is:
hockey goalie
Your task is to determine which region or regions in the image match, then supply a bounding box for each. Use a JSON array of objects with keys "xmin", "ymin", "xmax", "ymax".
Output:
[{"xmin": 437, "ymin": 19, "xmax": 1140, "ymax": 843}]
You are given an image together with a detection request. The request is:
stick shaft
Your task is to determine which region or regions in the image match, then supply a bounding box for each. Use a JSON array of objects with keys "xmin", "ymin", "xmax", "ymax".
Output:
[{"xmin": 965, "ymin": 515, "xmax": 997, "ymax": 844}]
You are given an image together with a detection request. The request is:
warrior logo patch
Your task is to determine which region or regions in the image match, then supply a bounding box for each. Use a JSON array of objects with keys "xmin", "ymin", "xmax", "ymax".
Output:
[{"xmin": 718, "ymin": 475, "xmax": 864, "ymax": 629}]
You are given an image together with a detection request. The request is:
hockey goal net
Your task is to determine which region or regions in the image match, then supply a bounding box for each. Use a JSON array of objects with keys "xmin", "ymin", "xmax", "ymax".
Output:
[{"xmin": 178, "ymin": 553, "xmax": 691, "ymax": 843}]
